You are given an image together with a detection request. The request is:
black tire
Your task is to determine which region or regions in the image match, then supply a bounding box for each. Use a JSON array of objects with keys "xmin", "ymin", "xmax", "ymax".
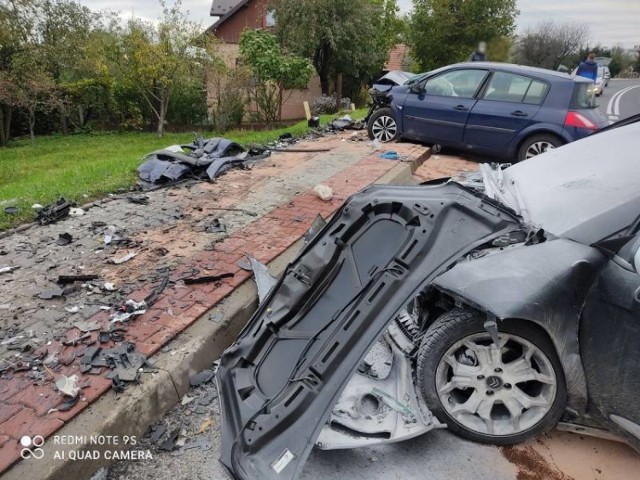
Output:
[
  {"xmin": 367, "ymin": 107, "xmax": 399, "ymax": 142},
  {"xmin": 416, "ymin": 308, "xmax": 567, "ymax": 445},
  {"xmin": 517, "ymin": 133, "xmax": 564, "ymax": 162}
]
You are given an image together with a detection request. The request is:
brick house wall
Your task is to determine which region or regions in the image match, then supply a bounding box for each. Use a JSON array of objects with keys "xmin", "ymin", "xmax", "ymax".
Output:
[{"xmin": 207, "ymin": 0, "xmax": 322, "ymax": 121}]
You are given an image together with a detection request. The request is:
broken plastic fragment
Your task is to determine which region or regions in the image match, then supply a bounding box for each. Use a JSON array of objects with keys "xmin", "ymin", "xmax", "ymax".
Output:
[
  {"xmin": 246, "ymin": 256, "xmax": 277, "ymax": 304},
  {"xmin": 57, "ymin": 274, "xmax": 99, "ymax": 284},
  {"xmin": 183, "ymin": 272, "xmax": 234, "ymax": 285},
  {"xmin": 189, "ymin": 369, "xmax": 215, "ymax": 387},
  {"xmin": 304, "ymin": 215, "xmax": 327, "ymax": 244},
  {"xmin": 74, "ymin": 320, "xmax": 101, "ymax": 332},
  {"xmin": 109, "ymin": 252, "xmax": 137, "ymax": 264},
  {"xmin": 55, "ymin": 233, "xmax": 73, "ymax": 246},
  {"xmin": 55, "ymin": 374, "xmax": 80, "ymax": 397},
  {"xmin": 37, "ymin": 287, "xmax": 64, "ymax": 299}
]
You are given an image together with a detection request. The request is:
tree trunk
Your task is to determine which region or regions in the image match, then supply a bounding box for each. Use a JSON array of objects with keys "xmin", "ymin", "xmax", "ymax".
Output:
[
  {"xmin": 0, "ymin": 105, "xmax": 5, "ymax": 147},
  {"xmin": 0, "ymin": 105, "xmax": 12, "ymax": 147},
  {"xmin": 156, "ymin": 92, "xmax": 169, "ymax": 137},
  {"xmin": 59, "ymin": 100, "xmax": 68, "ymax": 135},
  {"xmin": 28, "ymin": 106, "xmax": 36, "ymax": 144},
  {"xmin": 335, "ymin": 73, "xmax": 343, "ymax": 111},
  {"xmin": 277, "ymin": 82, "xmax": 284, "ymax": 121},
  {"xmin": 314, "ymin": 42, "xmax": 332, "ymax": 95},
  {"xmin": 156, "ymin": 105, "xmax": 164, "ymax": 137}
]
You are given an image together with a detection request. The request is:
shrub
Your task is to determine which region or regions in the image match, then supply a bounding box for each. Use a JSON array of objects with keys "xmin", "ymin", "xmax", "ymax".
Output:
[
  {"xmin": 311, "ymin": 94, "xmax": 338, "ymax": 115},
  {"xmin": 208, "ymin": 67, "xmax": 249, "ymax": 132}
]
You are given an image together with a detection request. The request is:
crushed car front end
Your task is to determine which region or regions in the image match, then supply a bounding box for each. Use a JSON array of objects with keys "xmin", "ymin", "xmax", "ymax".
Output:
[{"xmin": 216, "ymin": 182, "xmax": 526, "ymax": 479}]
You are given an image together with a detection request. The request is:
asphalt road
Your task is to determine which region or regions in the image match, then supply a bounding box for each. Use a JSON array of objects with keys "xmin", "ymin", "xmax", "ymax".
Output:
[{"xmin": 597, "ymin": 78, "xmax": 640, "ymax": 123}]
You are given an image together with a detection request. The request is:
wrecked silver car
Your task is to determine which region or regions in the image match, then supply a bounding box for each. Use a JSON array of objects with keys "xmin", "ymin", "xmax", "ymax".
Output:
[{"xmin": 217, "ymin": 117, "xmax": 640, "ymax": 479}]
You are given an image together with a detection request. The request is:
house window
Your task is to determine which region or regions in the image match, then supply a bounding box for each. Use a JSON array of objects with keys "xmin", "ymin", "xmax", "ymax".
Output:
[{"xmin": 265, "ymin": 9, "xmax": 276, "ymax": 27}]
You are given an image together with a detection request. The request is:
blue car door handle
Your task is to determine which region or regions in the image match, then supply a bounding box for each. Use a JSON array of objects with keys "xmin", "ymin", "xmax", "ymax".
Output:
[
  {"xmin": 454, "ymin": 105, "xmax": 468, "ymax": 111},
  {"xmin": 511, "ymin": 110, "xmax": 529, "ymax": 117}
]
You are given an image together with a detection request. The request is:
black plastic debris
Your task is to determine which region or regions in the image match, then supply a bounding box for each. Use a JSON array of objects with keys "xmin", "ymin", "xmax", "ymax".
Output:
[
  {"xmin": 55, "ymin": 233, "xmax": 73, "ymax": 246},
  {"xmin": 57, "ymin": 274, "xmax": 99, "ymax": 284},
  {"xmin": 304, "ymin": 214, "xmax": 327, "ymax": 244},
  {"xmin": 4, "ymin": 206, "xmax": 18, "ymax": 215},
  {"xmin": 137, "ymin": 137, "xmax": 269, "ymax": 189},
  {"xmin": 127, "ymin": 194, "xmax": 149, "ymax": 205},
  {"xmin": 36, "ymin": 198, "xmax": 74, "ymax": 225},
  {"xmin": 159, "ymin": 427, "xmax": 181, "ymax": 451},
  {"xmin": 204, "ymin": 218, "xmax": 226, "ymax": 233},
  {"xmin": 308, "ymin": 116, "xmax": 320, "ymax": 128},
  {"xmin": 144, "ymin": 275, "xmax": 169, "ymax": 307},
  {"xmin": 330, "ymin": 114, "xmax": 365, "ymax": 131},
  {"xmin": 246, "ymin": 256, "xmax": 277, "ymax": 304},
  {"xmin": 57, "ymin": 394, "xmax": 80, "ymax": 412},
  {"xmin": 149, "ymin": 423, "xmax": 168, "ymax": 444},
  {"xmin": 36, "ymin": 287, "xmax": 64, "ymax": 299},
  {"xmin": 183, "ymin": 272, "xmax": 234, "ymax": 285},
  {"xmin": 111, "ymin": 375, "xmax": 126, "ymax": 393},
  {"xmin": 189, "ymin": 369, "xmax": 215, "ymax": 387}
]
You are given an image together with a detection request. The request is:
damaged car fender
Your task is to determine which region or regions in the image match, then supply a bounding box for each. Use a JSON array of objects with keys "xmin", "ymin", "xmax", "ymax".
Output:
[
  {"xmin": 216, "ymin": 183, "xmax": 523, "ymax": 480},
  {"xmin": 431, "ymin": 238, "xmax": 608, "ymax": 413}
]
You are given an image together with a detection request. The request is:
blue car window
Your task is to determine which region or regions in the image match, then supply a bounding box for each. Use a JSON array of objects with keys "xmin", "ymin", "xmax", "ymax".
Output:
[
  {"xmin": 483, "ymin": 72, "xmax": 533, "ymax": 103},
  {"xmin": 523, "ymin": 80, "xmax": 550, "ymax": 105},
  {"xmin": 424, "ymin": 69, "xmax": 487, "ymax": 98}
]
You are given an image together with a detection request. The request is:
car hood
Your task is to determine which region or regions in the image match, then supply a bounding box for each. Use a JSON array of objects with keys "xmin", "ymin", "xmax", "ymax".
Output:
[
  {"xmin": 502, "ymin": 122, "xmax": 640, "ymax": 244},
  {"xmin": 216, "ymin": 183, "xmax": 523, "ymax": 479}
]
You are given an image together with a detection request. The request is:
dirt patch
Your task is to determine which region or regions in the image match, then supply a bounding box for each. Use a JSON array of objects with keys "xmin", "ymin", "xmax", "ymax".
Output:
[{"xmin": 501, "ymin": 445, "xmax": 573, "ymax": 480}]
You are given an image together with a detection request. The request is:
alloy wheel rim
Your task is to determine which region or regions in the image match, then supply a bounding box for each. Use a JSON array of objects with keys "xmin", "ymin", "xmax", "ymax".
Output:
[
  {"xmin": 526, "ymin": 141, "xmax": 555, "ymax": 159},
  {"xmin": 435, "ymin": 332, "xmax": 557, "ymax": 436},
  {"xmin": 372, "ymin": 116, "xmax": 397, "ymax": 142}
]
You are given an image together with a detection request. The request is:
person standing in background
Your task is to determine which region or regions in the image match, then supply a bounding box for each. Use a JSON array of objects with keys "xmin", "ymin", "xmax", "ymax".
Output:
[
  {"xmin": 576, "ymin": 53, "xmax": 599, "ymax": 81},
  {"xmin": 469, "ymin": 42, "xmax": 487, "ymax": 62}
]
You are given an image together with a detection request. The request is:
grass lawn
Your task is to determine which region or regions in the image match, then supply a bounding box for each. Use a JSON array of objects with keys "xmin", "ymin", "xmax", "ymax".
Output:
[{"xmin": 0, "ymin": 109, "xmax": 367, "ymax": 230}]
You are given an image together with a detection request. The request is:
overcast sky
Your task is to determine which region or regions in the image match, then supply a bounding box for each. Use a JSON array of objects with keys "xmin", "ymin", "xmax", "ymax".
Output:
[{"xmin": 81, "ymin": 0, "xmax": 639, "ymax": 48}]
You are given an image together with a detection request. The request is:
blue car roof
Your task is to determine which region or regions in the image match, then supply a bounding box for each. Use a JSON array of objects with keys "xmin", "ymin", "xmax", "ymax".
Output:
[{"xmin": 436, "ymin": 62, "xmax": 592, "ymax": 84}]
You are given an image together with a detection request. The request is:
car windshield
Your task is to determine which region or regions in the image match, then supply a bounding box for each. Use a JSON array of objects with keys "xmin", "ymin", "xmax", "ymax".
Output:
[{"xmin": 571, "ymin": 82, "xmax": 597, "ymax": 108}]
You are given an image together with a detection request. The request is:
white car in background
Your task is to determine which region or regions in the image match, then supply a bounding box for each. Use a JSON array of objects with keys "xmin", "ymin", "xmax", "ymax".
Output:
[
  {"xmin": 603, "ymin": 66, "xmax": 611, "ymax": 86},
  {"xmin": 572, "ymin": 66, "xmax": 605, "ymax": 96}
]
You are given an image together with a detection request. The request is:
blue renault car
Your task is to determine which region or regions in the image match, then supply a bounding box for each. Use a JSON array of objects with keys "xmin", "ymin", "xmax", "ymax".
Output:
[{"xmin": 366, "ymin": 63, "xmax": 608, "ymax": 161}]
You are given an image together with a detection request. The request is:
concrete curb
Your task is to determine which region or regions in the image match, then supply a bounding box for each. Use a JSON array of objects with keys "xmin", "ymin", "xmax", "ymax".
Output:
[{"xmin": 3, "ymin": 149, "xmax": 429, "ymax": 480}]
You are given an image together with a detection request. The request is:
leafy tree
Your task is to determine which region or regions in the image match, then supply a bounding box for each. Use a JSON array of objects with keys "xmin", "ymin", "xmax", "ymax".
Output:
[
  {"xmin": 271, "ymin": 0, "xmax": 398, "ymax": 94},
  {"xmin": 409, "ymin": 0, "xmax": 518, "ymax": 71},
  {"xmin": 117, "ymin": 1, "xmax": 216, "ymax": 136},
  {"xmin": 12, "ymin": 45, "xmax": 57, "ymax": 142},
  {"xmin": 239, "ymin": 29, "xmax": 313, "ymax": 124},
  {"xmin": 514, "ymin": 21, "xmax": 588, "ymax": 71}
]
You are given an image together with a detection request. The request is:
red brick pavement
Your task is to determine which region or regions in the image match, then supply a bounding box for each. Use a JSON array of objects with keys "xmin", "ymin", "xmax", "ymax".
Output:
[{"xmin": 0, "ymin": 149, "xmax": 421, "ymax": 474}]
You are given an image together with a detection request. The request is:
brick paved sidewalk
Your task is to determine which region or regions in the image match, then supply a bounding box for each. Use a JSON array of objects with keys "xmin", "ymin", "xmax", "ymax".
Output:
[{"xmin": 0, "ymin": 134, "xmax": 429, "ymax": 474}]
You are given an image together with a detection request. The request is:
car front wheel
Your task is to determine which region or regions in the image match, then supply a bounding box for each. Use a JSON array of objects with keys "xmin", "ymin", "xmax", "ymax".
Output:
[
  {"xmin": 417, "ymin": 309, "xmax": 567, "ymax": 445},
  {"xmin": 367, "ymin": 107, "xmax": 399, "ymax": 142},
  {"xmin": 517, "ymin": 134, "xmax": 563, "ymax": 161}
]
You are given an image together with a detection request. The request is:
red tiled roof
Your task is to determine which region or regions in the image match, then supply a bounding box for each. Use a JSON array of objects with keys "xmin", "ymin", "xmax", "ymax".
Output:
[{"xmin": 385, "ymin": 44, "xmax": 410, "ymax": 71}]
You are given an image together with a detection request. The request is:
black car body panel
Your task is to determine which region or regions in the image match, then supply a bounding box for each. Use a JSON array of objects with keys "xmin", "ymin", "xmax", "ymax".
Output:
[
  {"xmin": 432, "ymin": 239, "xmax": 607, "ymax": 412},
  {"xmin": 216, "ymin": 184, "xmax": 522, "ymax": 479}
]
